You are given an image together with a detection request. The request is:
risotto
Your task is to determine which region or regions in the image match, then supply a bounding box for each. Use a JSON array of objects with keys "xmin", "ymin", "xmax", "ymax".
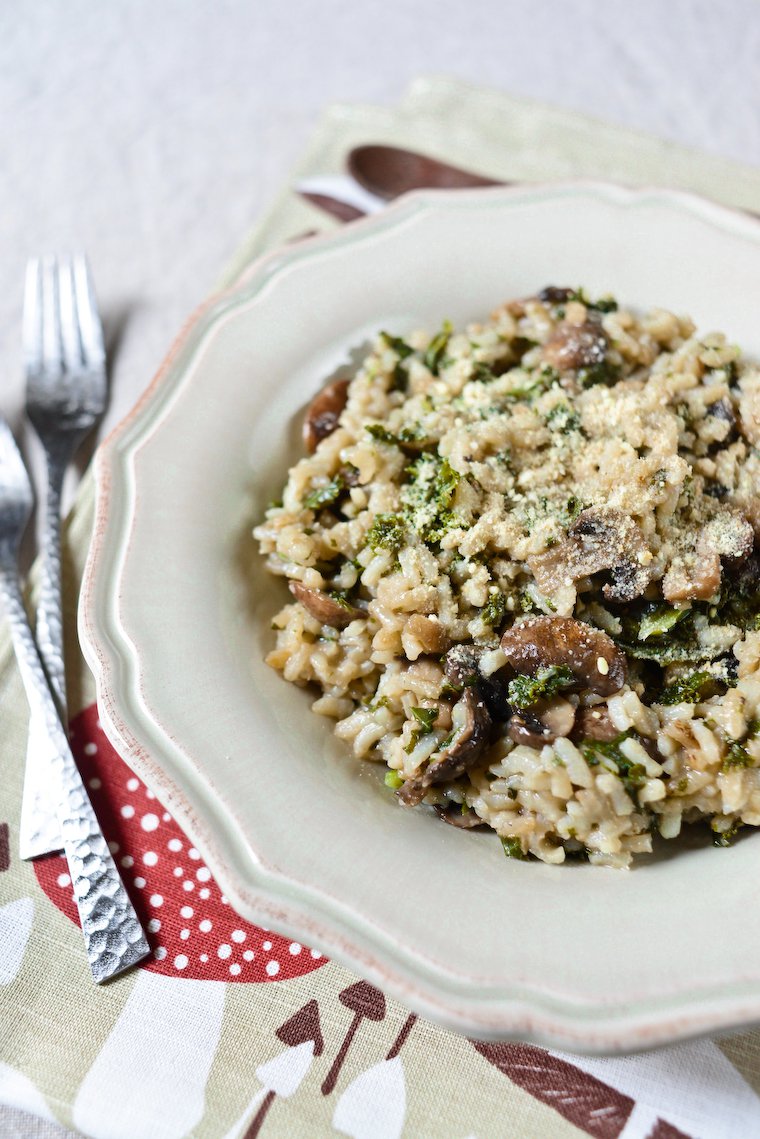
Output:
[{"xmin": 254, "ymin": 286, "xmax": 760, "ymax": 867}]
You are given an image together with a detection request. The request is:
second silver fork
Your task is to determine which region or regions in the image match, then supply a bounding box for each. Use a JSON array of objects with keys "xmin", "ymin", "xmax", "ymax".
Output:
[{"xmin": 19, "ymin": 256, "xmax": 108, "ymax": 859}]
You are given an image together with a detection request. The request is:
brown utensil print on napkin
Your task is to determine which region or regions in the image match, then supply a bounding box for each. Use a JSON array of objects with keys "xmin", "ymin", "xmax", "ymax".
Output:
[
  {"xmin": 348, "ymin": 144, "xmax": 503, "ymax": 200},
  {"xmin": 322, "ymin": 981, "xmax": 386, "ymax": 1095}
]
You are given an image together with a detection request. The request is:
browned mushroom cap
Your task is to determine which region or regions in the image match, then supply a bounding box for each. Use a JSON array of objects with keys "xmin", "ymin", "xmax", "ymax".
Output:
[
  {"xmin": 288, "ymin": 581, "xmax": 363, "ymax": 628},
  {"xmin": 398, "ymin": 687, "xmax": 492, "ymax": 806},
  {"xmin": 405, "ymin": 613, "xmax": 451, "ymax": 655},
  {"xmin": 537, "ymin": 286, "xmax": 574, "ymax": 304},
  {"xmin": 541, "ymin": 320, "xmax": 608, "ymax": 373},
  {"xmin": 442, "ymin": 644, "xmax": 512, "ymax": 721},
  {"xmin": 507, "ymin": 697, "xmax": 576, "ymax": 748},
  {"xmin": 572, "ymin": 705, "xmax": 620, "ymax": 744},
  {"xmin": 528, "ymin": 507, "xmax": 653, "ymax": 603},
  {"xmin": 662, "ymin": 511, "xmax": 754, "ymax": 601},
  {"xmin": 500, "ymin": 615, "xmax": 626, "ymax": 697},
  {"xmin": 303, "ymin": 378, "xmax": 350, "ymax": 453},
  {"xmin": 434, "ymin": 804, "xmax": 488, "ymax": 830}
]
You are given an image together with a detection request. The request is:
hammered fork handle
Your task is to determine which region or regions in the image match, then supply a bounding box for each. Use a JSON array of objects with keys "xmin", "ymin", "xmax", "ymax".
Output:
[
  {"xmin": 18, "ymin": 449, "xmax": 70, "ymax": 857},
  {"xmin": 0, "ymin": 559, "xmax": 150, "ymax": 981}
]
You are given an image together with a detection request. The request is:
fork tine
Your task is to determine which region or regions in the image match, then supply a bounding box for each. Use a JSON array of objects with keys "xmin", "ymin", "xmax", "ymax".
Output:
[
  {"xmin": 72, "ymin": 256, "xmax": 105, "ymax": 369},
  {"xmin": 40, "ymin": 255, "xmax": 63, "ymax": 375},
  {"xmin": 57, "ymin": 257, "xmax": 81, "ymax": 372},
  {"xmin": 22, "ymin": 259, "xmax": 43, "ymax": 374}
]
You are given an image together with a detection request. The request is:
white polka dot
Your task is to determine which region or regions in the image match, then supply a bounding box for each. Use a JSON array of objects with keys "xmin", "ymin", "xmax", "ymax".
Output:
[
  {"xmin": 180, "ymin": 906, "xmax": 194, "ymax": 919},
  {"xmin": 289, "ymin": 942, "xmax": 302, "ymax": 955},
  {"xmin": 183, "ymin": 881, "xmax": 194, "ymax": 892},
  {"xmin": 168, "ymin": 838, "xmax": 182, "ymax": 853},
  {"xmin": 141, "ymin": 813, "xmax": 159, "ymax": 832},
  {"xmin": 126, "ymin": 777, "xmax": 139, "ymax": 791},
  {"xmin": 199, "ymin": 953, "xmax": 208, "ymax": 963},
  {"xmin": 231, "ymin": 930, "xmax": 246, "ymax": 943},
  {"xmin": 180, "ymin": 928, "xmax": 190, "ymax": 941},
  {"xmin": 154, "ymin": 946, "xmax": 167, "ymax": 961},
  {"xmin": 143, "ymin": 851, "xmax": 158, "ymax": 867},
  {"xmin": 89, "ymin": 777, "xmax": 102, "ymax": 790},
  {"xmin": 57, "ymin": 873, "xmax": 71, "ymax": 888},
  {"xmin": 96, "ymin": 719, "xmax": 102, "ymax": 729},
  {"xmin": 243, "ymin": 950, "xmax": 255, "ymax": 961},
  {"xmin": 149, "ymin": 894, "xmax": 164, "ymax": 908},
  {"xmin": 310, "ymin": 949, "xmax": 321, "ymax": 959},
  {"xmin": 107, "ymin": 841, "xmax": 119, "ymax": 854},
  {"xmin": 199, "ymin": 919, "xmax": 212, "ymax": 933},
  {"xmin": 218, "ymin": 944, "xmax": 232, "ymax": 959},
  {"xmin": 162, "ymin": 813, "xmax": 170, "ymax": 822},
  {"xmin": 120, "ymin": 805, "xmax": 135, "ymax": 819},
  {"xmin": 174, "ymin": 954, "xmax": 188, "ymax": 971},
  {"xmin": 220, "ymin": 895, "xmax": 228, "ymax": 905},
  {"xmin": 229, "ymin": 963, "xmax": 241, "ymax": 976},
  {"xmin": 84, "ymin": 742, "xmax": 98, "ymax": 756},
  {"xmin": 188, "ymin": 847, "xmax": 200, "ymax": 860},
  {"xmin": 146, "ymin": 790, "xmax": 155, "ymax": 799},
  {"xmin": 199, "ymin": 888, "xmax": 210, "ymax": 900},
  {"xmin": 265, "ymin": 960, "xmax": 280, "ymax": 976},
  {"xmin": 147, "ymin": 918, "xmax": 161, "ymax": 933},
  {"xmin": 196, "ymin": 867, "xmax": 211, "ymax": 882},
  {"xmin": 173, "ymin": 867, "xmax": 183, "ymax": 878},
  {"xmin": 263, "ymin": 941, "xmax": 272, "ymax": 951},
  {"xmin": 121, "ymin": 856, "xmax": 134, "ymax": 869},
  {"xmin": 133, "ymin": 876, "xmax": 146, "ymax": 889}
]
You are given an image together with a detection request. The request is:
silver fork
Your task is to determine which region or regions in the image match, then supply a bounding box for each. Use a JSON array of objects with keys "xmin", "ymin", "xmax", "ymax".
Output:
[
  {"xmin": 0, "ymin": 418, "xmax": 149, "ymax": 980},
  {"xmin": 19, "ymin": 256, "xmax": 108, "ymax": 859}
]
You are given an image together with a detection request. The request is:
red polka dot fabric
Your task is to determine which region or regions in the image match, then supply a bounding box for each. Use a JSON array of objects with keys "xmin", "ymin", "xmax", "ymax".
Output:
[{"xmin": 34, "ymin": 705, "xmax": 328, "ymax": 983}]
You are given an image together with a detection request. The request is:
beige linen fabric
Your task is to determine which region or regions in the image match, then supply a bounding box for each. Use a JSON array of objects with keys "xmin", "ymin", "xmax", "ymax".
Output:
[{"xmin": 3, "ymin": 78, "xmax": 760, "ymax": 1139}]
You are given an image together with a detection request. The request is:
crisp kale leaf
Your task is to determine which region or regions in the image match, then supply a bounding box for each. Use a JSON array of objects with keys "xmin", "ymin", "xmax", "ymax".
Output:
[
  {"xmin": 638, "ymin": 604, "xmax": 689, "ymax": 641},
  {"xmin": 410, "ymin": 707, "xmax": 438, "ymax": 732},
  {"xmin": 723, "ymin": 741, "xmax": 755, "ymax": 769},
  {"xmin": 481, "ymin": 592, "xmax": 508, "ymax": 628},
  {"xmin": 379, "ymin": 331, "xmax": 413, "ymax": 359},
  {"xmin": 507, "ymin": 665, "xmax": 575, "ymax": 710},
  {"xmin": 581, "ymin": 731, "xmax": 646, "ymax": 793},
  {"xmin": 303, "ymin": 474, "xmax": 345, "ymax": 510},
  {"xmin": 401, "ymin": 455, "xmax": 461, "ymax": 543},
  {"xmin": 366, "ymin": 512, "xmax": 405, "ymax": 553},
  {"xmin": 424, "ymin": 320, "xmax": 453, "ymax": 374},
  {"xmin": 658, "ymin": 671, "xmax": 712, "ymax": 705},
  {"xmin": 501, "ymin": 836, "xmax": 527, "ymax": 860}
]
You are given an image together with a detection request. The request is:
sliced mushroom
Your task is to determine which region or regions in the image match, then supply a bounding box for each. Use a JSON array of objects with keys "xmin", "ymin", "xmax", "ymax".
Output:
[
  {"xmin": 303, "ymin": 377, "xmax": 350, "ymax": 453},
  {"xmin": 500, "ymin": 615, "xmax": 626, "ymax": 697},
  {"xmin": 405, "ymin": 613, "xmax": 451, "ymax": 655},
  {"xmin": 398, "ymin": 687, "xmax": 492, "ymax": 806},
  {"xmin": 537, "ymin": 285, "xmax": 574, "ymax": 305},
  {"xmin": 288, "ymin": 581, "xmax": 362, "ymax": 628},
  {"xmin": 434, "ymin": 804, "xmax": 488, "ymax": 830},
  {"xmin": 443, "ymin": 644, "xmax": 512, "ymax": 721},
  {"xmin": 662, "ymin": 511, "xmax": 754, "ymax": 601},
  {"xmin": 507, "ymin": 696, "xmax": 576, "ymax": 748},
  {"xmin": 527, "ymin": 507, "xmax": 653, "ymax": 603},
  {"xmin": 541, "ymin": 320, "xmax": 608, "ymax": 373},
  {"xmin": 572, "ymin": 705, "xmax": 619, "ymax": 743}
]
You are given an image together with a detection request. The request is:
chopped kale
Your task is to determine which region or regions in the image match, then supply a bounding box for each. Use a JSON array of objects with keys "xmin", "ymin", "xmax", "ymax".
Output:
[
  {"xmin": 658, "ymin": 671, "xmax": 712, "ymax": 705},
  {"xmin": 384, "ymin": 769, "xmax": 404, "ymax": 789},
  {"xmin": 545, "ymin": 402, "xmax": 582, "ymax": 433},
  {"xmin": 481, "ymin": 591, "xmax": 508, "ymax": 628},
  {"xmin": 366, "ymin": 423, "xmax": 398, "ymax": 445},
  {"xmin": 577, "ymin": 360, "xmax": 621, "ymax": 388},
  {"xmin": 581, "ymin": 731, "xmax": 646, "ymax": 793},
  {"xmin": 500, "ymin": 836, "xmax": 527, "ymax": 860},
  {"xmin": 723, "ymin": 741, "xmax": 755, "ymax": 769},
  {"xmin": 712, "ymin": 819, "xmax": 742, "ymax": 846},
  {"xmin": 637, "ymin": 604, "xmax": 689, "ymax": 641},
  {"xmin": 568, "ymin": 288, "xmax": 618, "ymax": 313},
  {"xmin": 379, "ymin": 331, "xmax": 414, "ymax": 359},
  {"xmin": 424, "ymin": 320, "xmax": 453, "ymax": 374},
  {"xmin": 507, "ymin": 665, "xmax": 575, "ymax": 710},
  {"xmin": 471, "ymin": 361, "xmax": 497, "ymax": 383},
  {"xmin": 303, "ymin": 474, "xmax": 345, "ymax": 511},
  {"xmin": 410, "ymin": 707, "xmax": 438, "ymax": 732},
  {"xmin": 401, "ymin": 455, "xmax": 461, "ymax": 543},
  {"xmin": 366, "ymin": 513, "xmax": 405, "ymax": 553},
  {"xmin": 327, "ymin": 589, "xmax": 356, "ymax": 610}
]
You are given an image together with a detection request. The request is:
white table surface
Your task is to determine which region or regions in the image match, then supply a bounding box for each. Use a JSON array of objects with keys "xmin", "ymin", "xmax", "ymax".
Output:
[{"xmin": 1, "ymin": 0, "xmax": 759, "ymax": 551}]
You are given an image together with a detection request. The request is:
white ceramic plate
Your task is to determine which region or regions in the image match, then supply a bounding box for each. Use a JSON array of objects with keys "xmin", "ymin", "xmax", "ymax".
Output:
[{"xmin": 80, "ymin": 183, "xmax": 760, "ymax": 1053}]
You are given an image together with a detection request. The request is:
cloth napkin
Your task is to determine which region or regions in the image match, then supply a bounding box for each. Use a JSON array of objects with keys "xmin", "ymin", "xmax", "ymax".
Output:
[{"xmin": 4, "ymin": 77, "xmax": 760, "ymax": 1139}]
